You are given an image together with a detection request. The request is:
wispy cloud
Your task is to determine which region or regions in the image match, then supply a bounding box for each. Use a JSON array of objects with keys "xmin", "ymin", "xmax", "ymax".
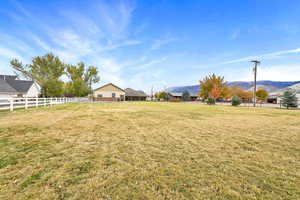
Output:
[
  {"xmin": 131, "ymin": 56, "xmax": 168, "ymax": 70},
  {"xmin": 126, "ymin": 69, "xmax": 167, "ymax": 93},
  {"xmin": 0, "ymin": 0, "xmax": 144, "ymax": 88},
  {"xmin": 150, "ymin": 37, "xmax": 179, "ymax": 51},
  {"xmin": 97, "ymin": 0, "xmax": 136, "ymax": 39},
  {"xmin": 236, "ymin": 64, "xmax": 300, "ymax": 82},
  {"xmin": 0, "ymin": 47, "xmax": 24, "ymax": 60},
  {"xmin": 101, "ymin": 40, "xmax": 141, "ymax": 51},
  {"xmin": 230, "ymin": 29, "xmax": 240, "ymax": 40},
  {"xmin": 222, "ymin": 48, "xmax": 300, "ymax": 65}
]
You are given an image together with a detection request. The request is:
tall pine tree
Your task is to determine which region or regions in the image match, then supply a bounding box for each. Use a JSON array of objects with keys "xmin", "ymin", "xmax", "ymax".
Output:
[{"xmin": 281, "ymin": 90, "xmax": 298, "ymax": 109}]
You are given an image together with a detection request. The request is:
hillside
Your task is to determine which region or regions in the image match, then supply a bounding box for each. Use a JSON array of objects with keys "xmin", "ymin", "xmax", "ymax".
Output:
[{"xmin": 167, "ymin": 80, "xmax": 300, "ymax": 94}]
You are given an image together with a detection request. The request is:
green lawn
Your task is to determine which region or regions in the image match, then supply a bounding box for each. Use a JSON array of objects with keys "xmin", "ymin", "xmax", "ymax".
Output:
[{"xmin": 0, "ymin": 102, "xmax": 299, "ymax": 200}]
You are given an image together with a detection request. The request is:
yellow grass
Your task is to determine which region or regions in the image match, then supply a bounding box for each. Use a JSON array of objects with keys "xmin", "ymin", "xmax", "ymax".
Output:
[{"xmin": 0, "ymin": 102, "xmax": 299, "ymax": 200}]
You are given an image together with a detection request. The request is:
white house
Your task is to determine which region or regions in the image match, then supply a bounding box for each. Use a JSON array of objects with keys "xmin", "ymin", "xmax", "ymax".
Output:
[{"xmin": 0, "ymin": 75, "xmax": 40, "ymax": 98}]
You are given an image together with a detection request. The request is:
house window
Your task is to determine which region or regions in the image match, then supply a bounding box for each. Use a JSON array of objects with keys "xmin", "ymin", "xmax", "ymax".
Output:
[
  {"xmin": 112, "ymin": 93, "xmax": 116, "ymax": 98},
  {"xmin": 97, "ymin": 94, "xmax": 103, "ymax": 98}
]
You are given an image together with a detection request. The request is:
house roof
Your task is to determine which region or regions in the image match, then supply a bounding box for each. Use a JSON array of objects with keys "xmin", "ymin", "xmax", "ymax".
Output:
[
  {"xmin": 6, "ymin": 79, "xmax": 35, "ymax": 93},
  {"xmin": 94, "ymin": 83, "xmax": 125, "ymax": 92},
  {"xmin": 0, "ymin": 79, "xmax": 17, "ymax": 93},
  {"xmin": 170, "ymin": 92, "xmax": 198, "ymax": 97},
  {"xmin": 125, "ymin": 88, "xmax": 147, "ymax": 97},
  {"xmin": 0, "ymin": 75, "xmax": 18, "ymax": 81},
  {"xmin": 0, "ymin": 75, "xmax": 34, "ymax": 94}
]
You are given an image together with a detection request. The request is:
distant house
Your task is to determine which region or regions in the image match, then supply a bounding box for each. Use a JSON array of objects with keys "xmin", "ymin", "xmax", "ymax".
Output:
[
  {"xmin": 169, "ymin": 92, "xmax": 198, "ymax": 101},
  {"xmin": 0, "ymin": 75, "xmax": 40, "ymax": 98},
  {"xmin": 125, "ymin": 88, "xmax": 147, "ymax": 101},
  {"xmin": 93, "ymin": 83, "xmax": 125, "ymax": 101},
  {"xmin": 268, "ymin": 91, "xmax": 300, "ymax": 104}
]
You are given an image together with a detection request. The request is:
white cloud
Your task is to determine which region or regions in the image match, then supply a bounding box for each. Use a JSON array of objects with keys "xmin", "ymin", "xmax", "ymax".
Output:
[
  {"xmin": 0, "ymin": 33, "xmax": 35, "ymax": 56},
  {"xmin": 131, "ymin": 56, "xmax": 168, "ymax": 70},
  {"xmin": 1, "ymin": 0, "xmax": 170, "ymax": 89},
  {"xmin": 126, "ymin": 70, "xmax": 167, "ymax": 93},
  {"xmin": 101, "ymin": 40, "xmax": 141, "ymax": 51},
  {"xmin": 248, "ymin": 65, "xmax": 300, "ymax": 81},
  {"xmin": 150, "ymin": 37, "xmax": 179, "ymax": 51},
  {"xmin": 97, "ymin": 0, "xmax": 136, "ymax": 39},
  {"xmin": 0, "ymin": 47, "xmax": 24, "ymax": 60},
  {"xmin": 90, "ymin": 56, "xmax": 125, "ymax": 87},
  {"xmin": 30, "ymin": 35, "xmax": 52, "ymax": 51},
  {"xmin": 222, "ymin": 48, "xmax": 300, "ymax": 65}
]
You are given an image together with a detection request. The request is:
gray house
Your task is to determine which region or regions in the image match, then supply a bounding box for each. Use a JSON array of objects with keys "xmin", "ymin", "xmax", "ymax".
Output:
[{"xmin": 0, "ymin": 75, "xmax": 40, "ymax": 98}]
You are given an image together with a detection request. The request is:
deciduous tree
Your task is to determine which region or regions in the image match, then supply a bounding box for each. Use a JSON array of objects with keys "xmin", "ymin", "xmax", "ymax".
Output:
[
  {"xmin": 200, "ymin": 74, "xmax": 228, "ymax": 100},
  {"xmin": 228, "ymin": 86, "xmax": 252, "ymax": 102},
  {"xmin": 10, "ymin": 53, "xmax": 65, "ymax": 97},
  {"xmin": 155, "ymin": 91, "xmax": 170, "ymax": 101},
  {"xmin": 65, "ymin": 62, "xmax": 100, "ymax": 97},
  {"xmin": 256, "ymin": 88, "xmax": 268, "ymax": 102}
]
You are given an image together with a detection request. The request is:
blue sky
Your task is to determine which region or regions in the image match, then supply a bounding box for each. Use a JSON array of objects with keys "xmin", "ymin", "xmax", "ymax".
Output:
[{"xmin": 1, "ymin": 0, "xmax": 300, "ymax": 92}]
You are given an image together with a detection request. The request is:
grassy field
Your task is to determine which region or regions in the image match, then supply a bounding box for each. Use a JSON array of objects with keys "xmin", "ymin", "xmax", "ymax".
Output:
[{"xmin": 0, "ymin": 102, "xmax": 299, "ymax": 200}]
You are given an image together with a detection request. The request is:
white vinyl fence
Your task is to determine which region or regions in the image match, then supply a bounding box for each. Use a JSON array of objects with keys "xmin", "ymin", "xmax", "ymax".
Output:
[{"xmin": 0, "ymin": 97, "xmax": 75, "ymax": 111}]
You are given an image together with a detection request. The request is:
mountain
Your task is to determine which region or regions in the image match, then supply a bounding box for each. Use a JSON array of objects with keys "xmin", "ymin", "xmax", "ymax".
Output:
[{"xmin": 167, "ymin": 81, "xmax": 300, "ymax": 94}]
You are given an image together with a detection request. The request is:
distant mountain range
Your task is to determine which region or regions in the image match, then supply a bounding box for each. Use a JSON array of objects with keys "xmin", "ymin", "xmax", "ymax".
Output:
[{"xmin": 167, "ymin": 80, "xmax": 300, "ymax": 94}]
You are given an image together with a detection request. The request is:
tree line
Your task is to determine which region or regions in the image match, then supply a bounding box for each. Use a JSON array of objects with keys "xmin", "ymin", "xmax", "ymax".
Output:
[
  {"xmin": 154, "ymin": 73, "xmax": 269, "ymax": 103},
  {"xmin": 199, "ymin": 74, "xmax": 297, "ymax": 108},
  {"xmin": 10, "ymin": 53, "xmax": 100, "ymax": 97},
  {"xmin": 199, "ymin": 73, "xmax": 269, "ymax": 105},
  {"xmin": 154, "ymin": 73, "xmax": 297, "ymax": 108}
]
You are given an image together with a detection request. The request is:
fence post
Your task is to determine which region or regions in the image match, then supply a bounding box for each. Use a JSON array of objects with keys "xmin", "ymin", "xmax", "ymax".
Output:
[
  {"xmin": 44, "ymin": 98, "xmax": 46, "ymax": 107},
  {"xmin": 10, "ymin": 98, "xmax": 13, "ymax": 111},
  {"xmin": 36, "ymin": 97, "xmax": 38, "ymax": 108},
  {"xmin": 25, "ymin": 97, "xmax": 28, "ymax": 109}
]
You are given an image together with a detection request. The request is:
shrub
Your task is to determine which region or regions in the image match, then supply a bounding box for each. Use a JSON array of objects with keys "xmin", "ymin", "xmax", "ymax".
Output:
[
  {"xmin": 207, "ymin": 97, "xmax": 215, "ymax": 105},
  {"xmin": 232, "ymin": 96, "xmax": 241, "ymax": 106}
]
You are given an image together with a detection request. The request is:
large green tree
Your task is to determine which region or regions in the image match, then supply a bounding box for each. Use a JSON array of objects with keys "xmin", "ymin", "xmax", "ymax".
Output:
[
  {"xmin": 65, "ymin": 62, "xmax": 100, "ymax": 97},
  {"xmin": 10, "ymin": 53, "xmax": 65, "ymax": 97},
  {"xmin": 200, "ymin": 74, "xmax": 228, "ymax": 100}
]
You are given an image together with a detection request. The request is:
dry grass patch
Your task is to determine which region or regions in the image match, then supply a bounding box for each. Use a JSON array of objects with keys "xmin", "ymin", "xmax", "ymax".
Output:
[{"xmin": 0, "ymin": 102, "xmax": 299, "ymax": 200}]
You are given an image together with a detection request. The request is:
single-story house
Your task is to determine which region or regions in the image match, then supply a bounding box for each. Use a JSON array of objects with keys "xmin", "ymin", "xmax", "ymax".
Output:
[
  {"xmin": 93, "ymin": 83, "xmax": 125, "ymax": 101},
  {"xmin": 169, "ymin": 92, "xmax": 198, "ymax": 101},
  {"xmin": 125, "ymin": 88, "xmax": 147, "ymax": 101},
  {"xmin": 268, "ymin": 91, "xmax": 300, "ymax": 104},
  {"xmin": 0, "ymin": 75, "xmax": 40, "ymax": 98}
]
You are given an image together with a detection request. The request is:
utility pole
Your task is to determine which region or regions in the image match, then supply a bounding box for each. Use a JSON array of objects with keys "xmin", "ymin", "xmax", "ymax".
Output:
[
  {"xmin": 251, "ymin": 60, "xmax": 260, "ymax": 107},
  {"xmin": 151, "ymin": 86, "xmax": 153, "ymax": 101}
]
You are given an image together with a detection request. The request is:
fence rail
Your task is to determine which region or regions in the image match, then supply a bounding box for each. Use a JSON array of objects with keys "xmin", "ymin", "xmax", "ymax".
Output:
[{"xmin": 0, "ymin": 97, "xmax": 74, "ymax": 111}]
